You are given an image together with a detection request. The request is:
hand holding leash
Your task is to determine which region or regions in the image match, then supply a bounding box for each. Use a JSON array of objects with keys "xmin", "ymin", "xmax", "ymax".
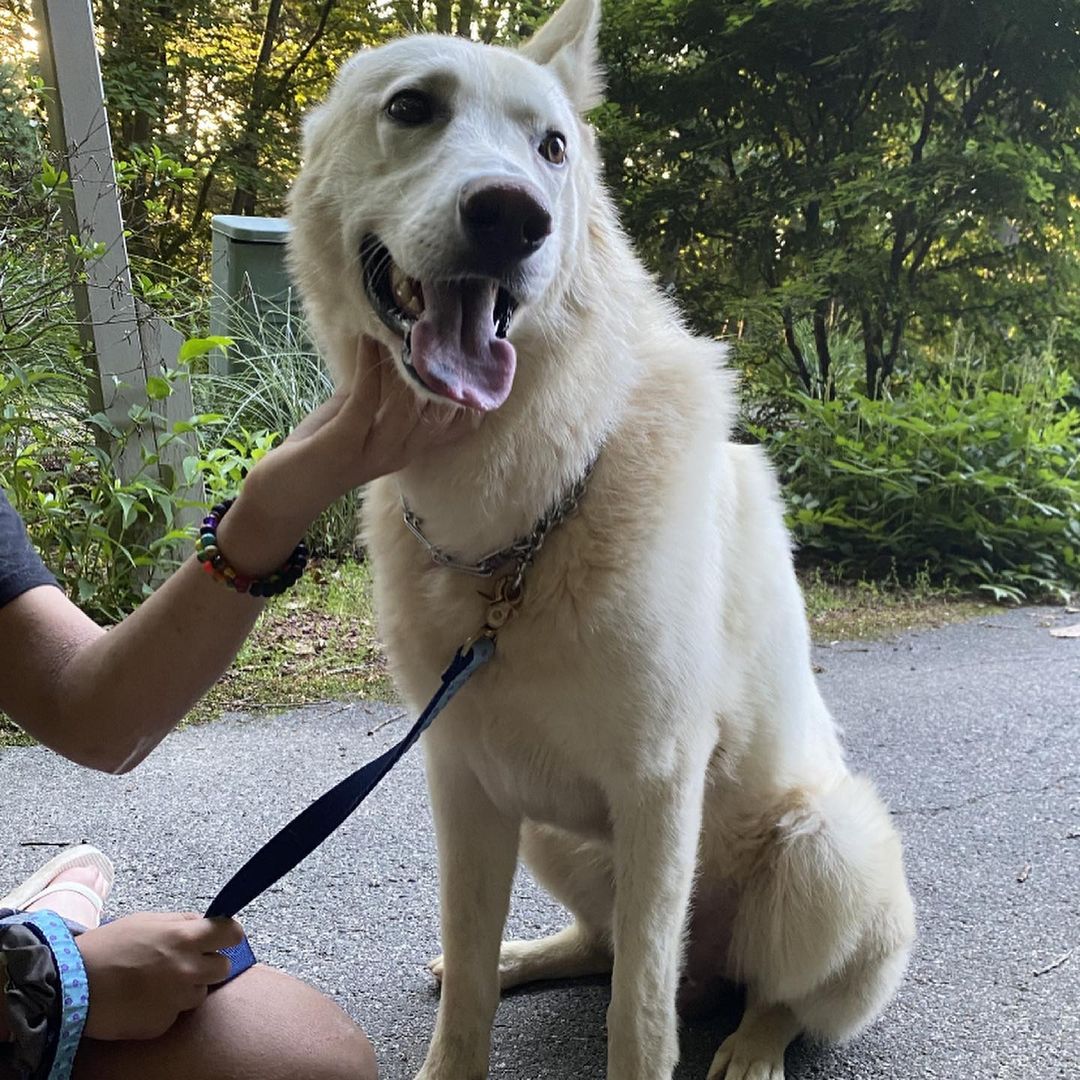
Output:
[{"xmin": 75, "ymin": 913, "xmax": 244, "ymax": 1041}]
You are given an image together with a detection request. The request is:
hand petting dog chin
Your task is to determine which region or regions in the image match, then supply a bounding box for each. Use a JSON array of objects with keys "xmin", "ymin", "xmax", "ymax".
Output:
[{"xmin": 217, "ymin": 335, "xmax": 481, "ymax": 579}]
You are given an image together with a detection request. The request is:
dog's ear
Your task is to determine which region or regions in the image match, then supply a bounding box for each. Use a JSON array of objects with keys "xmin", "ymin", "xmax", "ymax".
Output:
[
  {"xmin": 301, "ymin": 104, "xmax": 330, "ymax": 154},
  {"xmin": 520, "ymin": 0, "xmax": 604, "ymax": 113}
]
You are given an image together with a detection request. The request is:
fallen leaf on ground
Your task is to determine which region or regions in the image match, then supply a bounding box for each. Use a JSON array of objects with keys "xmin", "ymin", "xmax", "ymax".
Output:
[{"xmin": 1049, "ymin": 623, "xmax": 1080, "ymax": 638}]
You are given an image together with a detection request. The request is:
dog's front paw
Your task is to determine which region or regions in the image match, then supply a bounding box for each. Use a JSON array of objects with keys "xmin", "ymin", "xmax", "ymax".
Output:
[
  {"xmin": 415, "ymin": 1058, "xmax": 485, "ymax": 1080},
  {"xmin": 707, "ymin": 1031, "xmax": 785, "ymax": 1080}
]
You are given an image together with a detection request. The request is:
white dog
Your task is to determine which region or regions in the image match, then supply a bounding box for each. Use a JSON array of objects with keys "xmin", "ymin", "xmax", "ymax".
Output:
[{"xmin": 287, "ymin": 1, "xmax": 915, "ymax": 1076}]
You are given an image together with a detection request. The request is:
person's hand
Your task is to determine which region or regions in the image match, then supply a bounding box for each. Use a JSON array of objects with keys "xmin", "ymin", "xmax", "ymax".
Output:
[
  {"xmin": 215, "ymin": 336, "xmax": 480, "ymax": 578},
  {"xmin": 282, "ymin": 334, "xmax": 482, "ymax": 487},
  {"xmin": 75, "ymin": 912, "xmax": 243, "ymax": 1040}
]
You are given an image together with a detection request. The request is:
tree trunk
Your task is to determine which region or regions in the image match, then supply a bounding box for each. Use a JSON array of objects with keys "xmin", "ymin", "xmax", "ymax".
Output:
[
  {"xmin": 882, "ymin": 311, "xmax": 906, "ymax": 385},
  {"xmin": 229, "ymin": 0, "xmax": 283, "ymax": 216},
  {"xmin": 98, "ymin": 0, "xmax": 167, "ymax": 257},
  {"xmin": 812, "ymin": 298, "xmax": 834, "ymax": 399},
  {"xmin": 227, "ymin": 0, "xmax": 337, "ymax": 216},
  {"xmin": 860, "ymin": 306, "xmax": 884, "ymax": 399},
  {"xmin": 803, "ymin": 199, "xmax": 834, "ymax": 398},
  {"xmin": 456, "ymin": 0, "xmax": 475, "ymax": 37},
  {"xmin": 782, "ymin": 306, "xmax": 813, "ymax": 394}
]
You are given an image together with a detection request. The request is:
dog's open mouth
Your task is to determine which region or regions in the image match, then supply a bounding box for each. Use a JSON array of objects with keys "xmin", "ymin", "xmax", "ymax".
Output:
[{"xmin": 360, "ymin": 235, "xmax": 518, "ymax": 412}]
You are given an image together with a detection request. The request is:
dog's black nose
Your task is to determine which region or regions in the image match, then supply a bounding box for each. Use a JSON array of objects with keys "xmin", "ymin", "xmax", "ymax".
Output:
[{"xmin": 459, "ymin": 178, "xmax": 552, "ymax": 272}]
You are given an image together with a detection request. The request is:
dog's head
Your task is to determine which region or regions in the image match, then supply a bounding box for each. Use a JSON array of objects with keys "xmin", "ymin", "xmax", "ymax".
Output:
[{"xmin": 287, "ymin": 0, "xmax": 603, "ymax": 412}]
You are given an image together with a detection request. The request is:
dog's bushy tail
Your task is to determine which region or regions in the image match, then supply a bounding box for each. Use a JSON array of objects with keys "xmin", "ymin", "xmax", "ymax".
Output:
[{"xmin": 729, "ymin": 775, "xmax": 915, "ymax": 1041}]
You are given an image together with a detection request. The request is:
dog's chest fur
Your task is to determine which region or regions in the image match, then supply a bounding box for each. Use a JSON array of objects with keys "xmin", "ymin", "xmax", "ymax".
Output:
[{"xmin": 361, "ymin": 358, "xmax": 737, "ymax": 837}]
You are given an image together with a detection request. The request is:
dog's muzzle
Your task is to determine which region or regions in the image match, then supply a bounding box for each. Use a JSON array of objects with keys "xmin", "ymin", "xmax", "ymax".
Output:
[{"xmin": 359, "ymin": 233, "xmax": 522, "ymax": 412}]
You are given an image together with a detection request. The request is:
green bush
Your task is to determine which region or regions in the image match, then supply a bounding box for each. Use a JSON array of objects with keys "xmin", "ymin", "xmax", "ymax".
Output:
[
  {"xmin": 0, "ymin": 63, "xmax": 359, "ymax": 617},
  {"xmin": 0, "ymin": 324, "xmax": 344, "ymax": 621},
  {"xmin": 194, "ymin": 303, "xmax": 362, "ymax": 559},
  {"xmin": 761, "ymin": 336, "xmax": 1080, "ymax": 601},
  {"xmin": 0, "ymin": 74, "xmax": 193, "ymax": 620},
  {"xmin": 0, "ymin": 357, "xmax": 198, "ymax": 620},
  {"xmin": 3, "ymin": 314, "xmax": 359, "ymax": 625}
]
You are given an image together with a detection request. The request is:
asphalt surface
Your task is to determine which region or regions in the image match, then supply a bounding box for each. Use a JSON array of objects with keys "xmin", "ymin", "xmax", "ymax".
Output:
[{"xmin": 2, "ymin": 605, "xmax": 1077, "ymax": 1079}]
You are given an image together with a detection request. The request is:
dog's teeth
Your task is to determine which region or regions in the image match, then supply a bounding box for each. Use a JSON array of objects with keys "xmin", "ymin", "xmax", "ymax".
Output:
[
  {"xmin": 391, "ymin": 267, "xmax": 412, "ymax": 307},
  {"xmin": 390, "ymin": 266, "xmax": 424, "ymax": 317}
]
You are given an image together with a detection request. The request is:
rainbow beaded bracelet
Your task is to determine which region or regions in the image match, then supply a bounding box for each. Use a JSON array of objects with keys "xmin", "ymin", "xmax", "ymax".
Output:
[{"xmin": 195, "ymin": 499, "xmax": 308, "ymax": 597}]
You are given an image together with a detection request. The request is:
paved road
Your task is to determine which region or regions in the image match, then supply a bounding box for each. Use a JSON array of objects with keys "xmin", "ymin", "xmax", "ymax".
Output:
[{"xmin": 2, "ymin": 606, "xmax": 1077, "ymax": 1079}]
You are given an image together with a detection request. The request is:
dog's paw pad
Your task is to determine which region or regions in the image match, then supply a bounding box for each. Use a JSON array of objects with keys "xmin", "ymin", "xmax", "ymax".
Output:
[
  {"xmin": 707, "ymin": 1033, "xmax": 785, "ymax": 1080},
  {"xmin": 427, "ymin": 954, "xmax": 445, "ymax": 983}
]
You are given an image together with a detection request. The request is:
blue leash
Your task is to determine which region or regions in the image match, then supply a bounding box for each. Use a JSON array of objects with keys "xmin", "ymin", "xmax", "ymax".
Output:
[
  {"xmin": 205, "ymin": 636, "xmax": 496, "ymax": 980},
  {"xmin": 202, "ymin": 464, "xmax": 586, "ymax": 981}
]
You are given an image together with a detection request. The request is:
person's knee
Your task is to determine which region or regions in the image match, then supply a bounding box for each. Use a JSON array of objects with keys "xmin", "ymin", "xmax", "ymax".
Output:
[
  {"xmin": 299, "ymin": 1029, "xmax": 377, "ymax": 1080},
  {"xmin": 226, "ymin": 965, "xmax": 377, "ymax": 1080},
  {"xmin": 73, "ymin": 964, "xmax": 377, "ymax": 1080},
  {"xmin": 310, "ymin": 1018, "xmax": 378, "ymax": 1080}
]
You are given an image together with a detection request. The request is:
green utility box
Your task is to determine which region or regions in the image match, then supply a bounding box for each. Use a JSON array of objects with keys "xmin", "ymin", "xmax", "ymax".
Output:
[{"xmin": 209, "ymin": 214, "xmax": 298, "ymax": 374}]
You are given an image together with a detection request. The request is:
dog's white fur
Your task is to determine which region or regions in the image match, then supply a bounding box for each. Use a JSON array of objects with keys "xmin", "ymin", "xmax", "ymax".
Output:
[{"xmin": 287, "ymin": 1, "xmax": 915, "ymax": 1076}]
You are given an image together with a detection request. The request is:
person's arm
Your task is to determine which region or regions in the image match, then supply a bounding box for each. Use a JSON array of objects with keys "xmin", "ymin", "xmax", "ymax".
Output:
[{"xmin": 0, "ymin": 339, "xmax": 475, "ymax": 773}]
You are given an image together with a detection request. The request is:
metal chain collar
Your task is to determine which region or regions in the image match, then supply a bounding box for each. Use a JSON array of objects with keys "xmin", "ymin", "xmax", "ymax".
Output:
[{"xmin": 400, "ymin": 453, "xmax": 598, "ymax": 643}]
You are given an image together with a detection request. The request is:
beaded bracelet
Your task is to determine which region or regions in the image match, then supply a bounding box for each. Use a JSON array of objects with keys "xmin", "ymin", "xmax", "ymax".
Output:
[{"xmin": 195, "ymin": 499, "xmax": 308, "ymax": 597}]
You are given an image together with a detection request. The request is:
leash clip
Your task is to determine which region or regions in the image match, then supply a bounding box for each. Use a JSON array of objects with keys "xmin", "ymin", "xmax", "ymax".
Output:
[
  {"xmin": 484, "ymin": 574, "xmax": 525, "ymax": 628},
  {"xmin": 464, "ymin": 575, "xmax": 525, "ymax": 653}
]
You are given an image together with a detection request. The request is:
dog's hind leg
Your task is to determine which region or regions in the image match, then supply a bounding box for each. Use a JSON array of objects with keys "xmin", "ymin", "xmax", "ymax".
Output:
[
  {"xmin": 714, "ymin": 776, "xmax": 915, "ymax": 1079},
  {"xmin": 495, "ymin": 922, "xmax": 612, "ymax": 990},
  {"xmin": 706, "ymin": 992, "xmax": 799, "ymax": 1080},
  {"xmin": 505, "ymin": 823, "xmax": 615, "ymax": 988}
]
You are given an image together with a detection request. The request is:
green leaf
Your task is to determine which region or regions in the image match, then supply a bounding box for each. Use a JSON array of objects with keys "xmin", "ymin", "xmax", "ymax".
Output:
[
  {"xmin": 178, "ymin": 336, "xmax": 233, "ymax": 364},
  {"xmin": 146, "ymin": 375, "xmax": 172, "ymax": 400},
  {"xmin": 115, "ymin": 491, "xmax": 139, "ymax": 529}
]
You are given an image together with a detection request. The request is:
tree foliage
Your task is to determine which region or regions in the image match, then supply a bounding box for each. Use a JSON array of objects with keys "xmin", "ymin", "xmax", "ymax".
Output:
[
  {"xmin": 2, "ymin": 0, "xmax": 1078, "ymax": 598},
  {"xmin": 601, "ymin": 0, "xmax": 1080, "ymax": 396},
  {"xmin": 86, "ymin": 0, "xmax": 557, "ymax": 274},
  {"xmin": 10, "ymin": 0, "xmax": 1079, "ymax": 398}
]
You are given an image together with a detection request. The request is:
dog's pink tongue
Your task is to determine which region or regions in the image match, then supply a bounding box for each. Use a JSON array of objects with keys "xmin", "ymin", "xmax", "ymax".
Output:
[{"xmin": 408, "ymin": 280, "xmax": 516, "ymax": 411}]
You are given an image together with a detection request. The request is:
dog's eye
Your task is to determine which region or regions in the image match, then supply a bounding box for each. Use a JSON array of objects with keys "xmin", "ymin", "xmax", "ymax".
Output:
[
  {"xmin": 538, "ymin": 131, "xmax": 567, "ymax": 166},
  {"xmin": 386, "ymin": 89, "xmax": 434, "ymax": 125}
]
